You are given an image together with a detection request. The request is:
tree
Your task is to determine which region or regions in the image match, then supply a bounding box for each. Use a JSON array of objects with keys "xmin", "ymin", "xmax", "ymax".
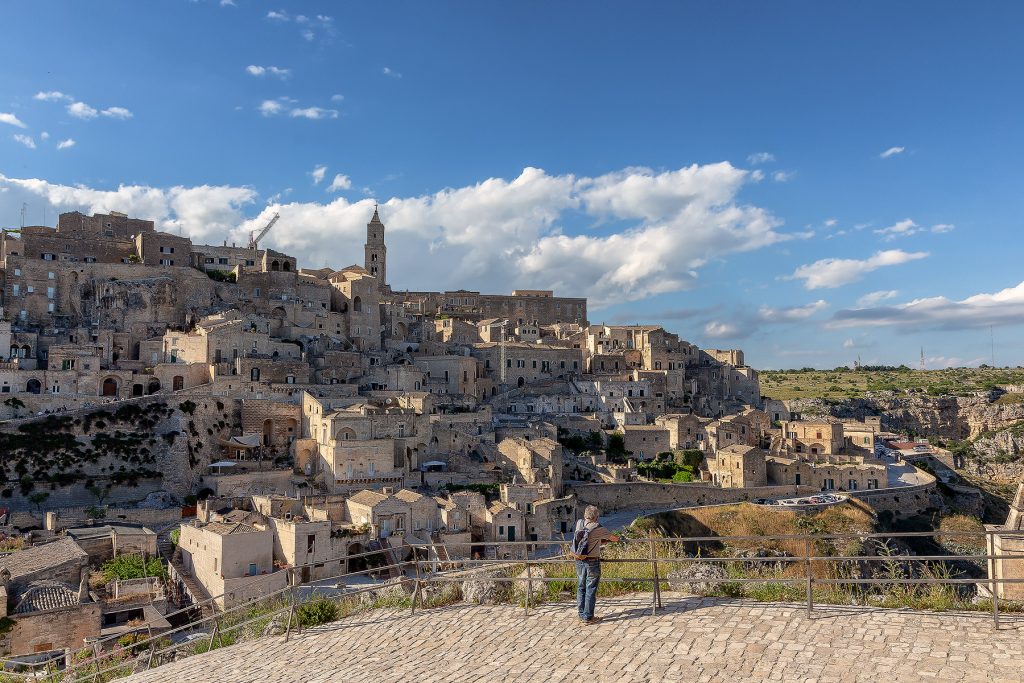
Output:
[
  {"xmin": 28, "ymin": 491, "xmax": 49, "ymax": 513},
  {"xmin": 87, "ymin": 484, "xmax": 111, "ymax": 506}
]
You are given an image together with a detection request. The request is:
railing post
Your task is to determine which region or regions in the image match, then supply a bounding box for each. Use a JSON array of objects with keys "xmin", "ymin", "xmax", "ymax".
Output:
[
  {"xmin": 804, "ymin": 536, "xmax": 813, "ymax": 618},
  {"xmin": 525, "ymin": 543, "xmax": 533, "ymax": 616},
  {"xmin": 649, "ymin": 533, "xmax": 661, "ymax": 614},
  {"xmin": 988, "ymin": 531, "xmax": 1000, "ymax": 628},
  {"xmin": 411, "ymin": 552, "xmax": 421, "ymax": 615},
  {"xmin": 207, "ymin": 620, "xmax": 220, "ymax": 652},
  {"xmin": 284, "ymin": 572, "xmax": 297, "ymax": 642}
]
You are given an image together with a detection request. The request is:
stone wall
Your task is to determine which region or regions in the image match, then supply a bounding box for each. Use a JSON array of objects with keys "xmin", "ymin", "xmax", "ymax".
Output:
[
  {"xmin": 7, "ymin": 504, "xmax": 183, "ymax": 530},
  {"xmin": 846, "ymin": 480, "xmax": 941, "ymax": 515},
  {"xmin": 566, "ymin": 482, "xmax": 812, "ymax": 513},
  {"xmin": 1, "ymin": 604, "xmax": 102, "ymax": 657}
]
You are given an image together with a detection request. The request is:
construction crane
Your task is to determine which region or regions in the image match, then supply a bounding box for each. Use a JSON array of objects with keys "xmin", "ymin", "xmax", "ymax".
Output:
[{"xmin": 248, "ymin": 213, "xmax": 280, "ymax": 251}]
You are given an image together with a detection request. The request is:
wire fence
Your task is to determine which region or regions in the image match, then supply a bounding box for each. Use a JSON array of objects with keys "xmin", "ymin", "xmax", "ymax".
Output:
[{"xmin": 3, "ymin": 528, "xmax": 1024, "ymax": 681}]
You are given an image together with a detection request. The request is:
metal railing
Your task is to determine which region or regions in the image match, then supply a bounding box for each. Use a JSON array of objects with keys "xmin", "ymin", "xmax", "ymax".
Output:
[{"xmin": 3, "ymin": 528, "xmax": 1024, "ymax": 681}]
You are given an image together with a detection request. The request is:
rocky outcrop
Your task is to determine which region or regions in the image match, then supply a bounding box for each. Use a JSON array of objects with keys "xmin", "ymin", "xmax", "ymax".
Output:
[
  {"xmin": 962, "ymin": 428, "xmax": 1024, "ymax": 483},
  {"xmin": 666, "ymin": 562, "xmax": 728, "ymax": 594},
  {"xmin": 787, "ymin": 393, "xmax": 1024, "ymax": 440}
]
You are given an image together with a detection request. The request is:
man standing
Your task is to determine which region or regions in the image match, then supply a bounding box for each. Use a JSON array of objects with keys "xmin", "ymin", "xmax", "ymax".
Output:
[{"xmin": 571, "ymin": 505, "xmax": 619, "ymax": 624}]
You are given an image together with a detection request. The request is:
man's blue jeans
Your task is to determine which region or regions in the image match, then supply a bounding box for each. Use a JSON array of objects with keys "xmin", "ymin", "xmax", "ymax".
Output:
[{"xmin": 576, "ymin": 559, "xmax": 601, "ymax": 620}]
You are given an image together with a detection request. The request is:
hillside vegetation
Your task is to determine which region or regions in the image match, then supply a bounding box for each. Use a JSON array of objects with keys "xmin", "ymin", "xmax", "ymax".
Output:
[{"xmin": 760, "ymin": 367, "xmax": 1024, "ymax": 401}]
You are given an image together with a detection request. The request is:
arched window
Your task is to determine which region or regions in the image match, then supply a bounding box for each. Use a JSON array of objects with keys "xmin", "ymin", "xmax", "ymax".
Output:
[
  {"xmin": 101, "ymin": 377, "xmax": 118, "ymax": 397},
  {"xmin": 270, "ymin": 260, "xmax": 280, "ymax": 271},
  {"xmin": 26, "ymin": 379, "xmax": 41, "ymax": 394},
  {"xmin": 353, "ymin": 296, "xmax": 362, "ymax": 312},
  {"xmin": 283, "ymin": 261, "xmax": 291, "ymax": 272}
]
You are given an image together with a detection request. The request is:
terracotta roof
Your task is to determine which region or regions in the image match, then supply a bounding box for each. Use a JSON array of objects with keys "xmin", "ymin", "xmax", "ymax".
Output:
[
  {"xmin": 0, "ymin": 538, "xmax": 86, "ymax": 582},
  {"xmin": 203, "ymin": 521, "xmax": 262, "ymax": 535},
  {"xmin": 393, "ymin": 489, "xmax": 425, "ymax": 503},
  {"xmin": 13, "ymin": 581, "xmax": 80, "ymax": 614},
  {"xmin": 488, "ymin": 501, "xmax": 516, "ymax": 514},
  {"xmin": 348, "ymin": 490, "xmax": 389, "ymax": 507}
]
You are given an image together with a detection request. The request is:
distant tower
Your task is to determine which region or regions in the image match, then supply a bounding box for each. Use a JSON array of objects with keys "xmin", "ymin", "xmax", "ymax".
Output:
[
  {"xmin": 364, "ymin": 205, "xmax": 387, "ymax": 289},
  {"xmin": 920, "ymin": 347, "xmax": 926, "ymax": 371}
]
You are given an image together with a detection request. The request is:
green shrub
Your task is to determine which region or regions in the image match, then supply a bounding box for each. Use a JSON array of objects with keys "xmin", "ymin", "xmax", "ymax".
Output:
[
  {"xmin": 297, "ymin": 597, "xmax": 339, "ymax": 627},
  {"xmin": 101, "ymin": 554, "xmax": 167, "ymax": 582}
]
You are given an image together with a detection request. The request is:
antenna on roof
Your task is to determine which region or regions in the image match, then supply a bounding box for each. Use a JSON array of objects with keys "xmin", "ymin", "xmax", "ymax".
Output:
[{"xmin": 20, "ymin": 203, "xmax": 27, "ymax": 228}]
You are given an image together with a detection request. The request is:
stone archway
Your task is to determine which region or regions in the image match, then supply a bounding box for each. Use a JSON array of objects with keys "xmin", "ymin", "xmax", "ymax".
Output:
[
  {"xmin": 26, "ymin": 378, "xmax": 41, "ymax": 394},
  {"xmin": 147, "ymin": 379, "xmax": 161, "ymax": 395},
  {"xmin": 101, "ymin": 377, "xmax": 119, "ymax": 397},
  {"xmin": 172, "ymin": 375, "xmax": 184, "ymax": 391}
]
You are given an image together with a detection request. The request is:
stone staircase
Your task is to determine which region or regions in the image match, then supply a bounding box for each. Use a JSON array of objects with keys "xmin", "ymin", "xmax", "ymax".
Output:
[{"xmin": 156, "ymin": 520, "xmax": 215, "ymax": 616}]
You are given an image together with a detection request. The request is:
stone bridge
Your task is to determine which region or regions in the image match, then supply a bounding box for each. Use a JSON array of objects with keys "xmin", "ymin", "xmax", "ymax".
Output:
[{"xmin": 124, "ymin": 594, "xmax": 1022, "ymax": 682}]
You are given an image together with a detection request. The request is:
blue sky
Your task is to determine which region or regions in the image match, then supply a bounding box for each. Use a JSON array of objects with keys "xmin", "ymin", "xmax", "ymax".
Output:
[{"xmin": 2, "ymin": 1, "xmax": 1023, "ymax": 369}]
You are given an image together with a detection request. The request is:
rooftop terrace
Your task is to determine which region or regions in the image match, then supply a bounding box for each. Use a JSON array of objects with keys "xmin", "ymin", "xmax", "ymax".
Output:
[{"xmin": 122, "ymin": 595, "xmax": 1023, "ymax": 683}]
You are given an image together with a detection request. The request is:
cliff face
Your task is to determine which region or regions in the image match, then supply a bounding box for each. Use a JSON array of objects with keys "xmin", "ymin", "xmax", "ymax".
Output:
[{"xmin": 786, "ymin": 393, "xmax": 1024, "ymax": 440}]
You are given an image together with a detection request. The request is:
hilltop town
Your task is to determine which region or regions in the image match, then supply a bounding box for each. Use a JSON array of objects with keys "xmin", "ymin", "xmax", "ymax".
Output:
[{"xmin": 0, "ymin": 208, "xmax": 1018, "ymax": 665}]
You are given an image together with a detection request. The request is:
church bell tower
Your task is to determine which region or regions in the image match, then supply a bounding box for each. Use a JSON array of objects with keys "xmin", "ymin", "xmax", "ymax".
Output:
[{"xmin": 364, "ymin": 205, "xmax": 387, "ymax": 289}]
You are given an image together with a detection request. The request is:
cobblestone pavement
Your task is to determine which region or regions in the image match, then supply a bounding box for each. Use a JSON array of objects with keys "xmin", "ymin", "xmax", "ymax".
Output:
[{"xmin": 125, "ymin": 594, "xmax": 1024, "ymax": 683}]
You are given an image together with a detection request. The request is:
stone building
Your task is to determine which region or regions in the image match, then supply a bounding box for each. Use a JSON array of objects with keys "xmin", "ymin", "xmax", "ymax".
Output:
[
  {"xmin": 987, "ymin": 483, "xmax": 1024, "ymax": 600},
  {"xmin": 764, "ymin": 455, "xmax": 885, "ymax": 491},
  {"xmin": 0, "ymin": 538, "xmax": 99, "ymax": 657},
  {"xmin": 708, "ymin": 444, "xmax": 768, "ymax": 488},
  {"xmin": 177, "ymin": 519, "xmax": 284, "ymax": 609}
]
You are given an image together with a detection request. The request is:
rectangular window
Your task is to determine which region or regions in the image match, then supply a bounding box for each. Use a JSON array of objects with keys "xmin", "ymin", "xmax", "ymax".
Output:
[
  {"xmin": 13, "ymin": 268, "xmax": 20, "ymax": 276},
  {"xmin": 47, "ymin": 302, "xmax": 55, "ymax": 313},
  {"xmin": 249, "ymin": 563, "xmax": 257, "ymax": 576},
  {"xmin": 47, "ymin": 271, "xmax": 54, "ymax": 279},
  {"xmin": 47, "ymin": 287, "xmax": 55, "ymax": 299},
  {"xmin": 205, "ymin": 257, "xmax": 214, "ymax": 264},
  {"xmin": 26, "ymin": 286, "xmax": 34, "ymax": 294},
  {"xmin": 218, "ymin": 257, "xmax": 228, "ymax": 265},
  {"xmin": 11, "ymin": 285, "xmax": 19, "ymax": 296}
]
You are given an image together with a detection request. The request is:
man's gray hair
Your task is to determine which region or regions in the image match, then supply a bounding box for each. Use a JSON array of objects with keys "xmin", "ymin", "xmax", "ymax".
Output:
[{"xmin": 584, "ymin": 505, "xmax": 600, "ymax": 522}]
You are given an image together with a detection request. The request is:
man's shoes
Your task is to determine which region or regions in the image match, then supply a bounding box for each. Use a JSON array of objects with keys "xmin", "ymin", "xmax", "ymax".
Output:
[{"xmin": 583, "ymin": 616, "xmax": 602, "ymax": 625}]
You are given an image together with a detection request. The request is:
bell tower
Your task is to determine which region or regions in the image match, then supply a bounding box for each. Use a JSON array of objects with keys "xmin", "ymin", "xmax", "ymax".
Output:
[{"xmin": 364, "ymin": 205, "xmax": 387, "ymax": 289}]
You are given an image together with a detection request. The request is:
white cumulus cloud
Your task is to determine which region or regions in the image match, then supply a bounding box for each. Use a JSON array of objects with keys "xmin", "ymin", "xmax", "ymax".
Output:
[
  {"xmin": 874, "ymin": 218, "xmax": 955, "ymax": 241},
  {"xmin": 56, "ymin": 138, "xmax": 76, "ymax": 150},
  {"xmin": 758, "ymin": 300, "xmax": 828, "ymax": 322},
  {"xmin": 880, "ymin": 146, "xmax": 905, "ymax": 158},
  {"xmin": 289, "ymin": 107, "xmax": 338, "ymax": 120},
  {"xmin": 0, "ymin": 162, "xmax": 801, "ymax": 308},
  {"xmin": 831, "ymin": 280, "xmax": 1024, "ymax": 331},
  {"xmin": 259, "ymin": 100, "xmax": 284, "ymax": 116},
  {"xmin": 67, "ymin": 102, "xmax": 98, "ymax": 119},
  {"xmin": 788, "ymin": 250, "xmax": 929, "ymax": 289},
  {"xmin": 856, "ymin": 290, "xmax": 899, "ymax": 307},
  {"xmin": 310, "ymin": 165, "xmax": 327, "ymax": 185},
  {"xmin": 327, "ymin": 174, "xmax": 351, "ymax": 192},
  {"xmin": 747, "ymin": 152, "xmax": 775, "ymax": 165},
  {"xmin": 246, "ymin": 65, "xmax": 291, "ymax": 78},
  {"xmin": 0, "ymin": 113, "xmax": 28, "ymax": 129},
  {"xmin": 0, "ymin": 173, "xmax": 257, "ymax": 243},
  {"xmin": 33, "ymin": 91, "xmax": 72, "ymax": 102},
  {"xmin": 101, "ymin": 107, "xmax": 133, "ymax": 120}
]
